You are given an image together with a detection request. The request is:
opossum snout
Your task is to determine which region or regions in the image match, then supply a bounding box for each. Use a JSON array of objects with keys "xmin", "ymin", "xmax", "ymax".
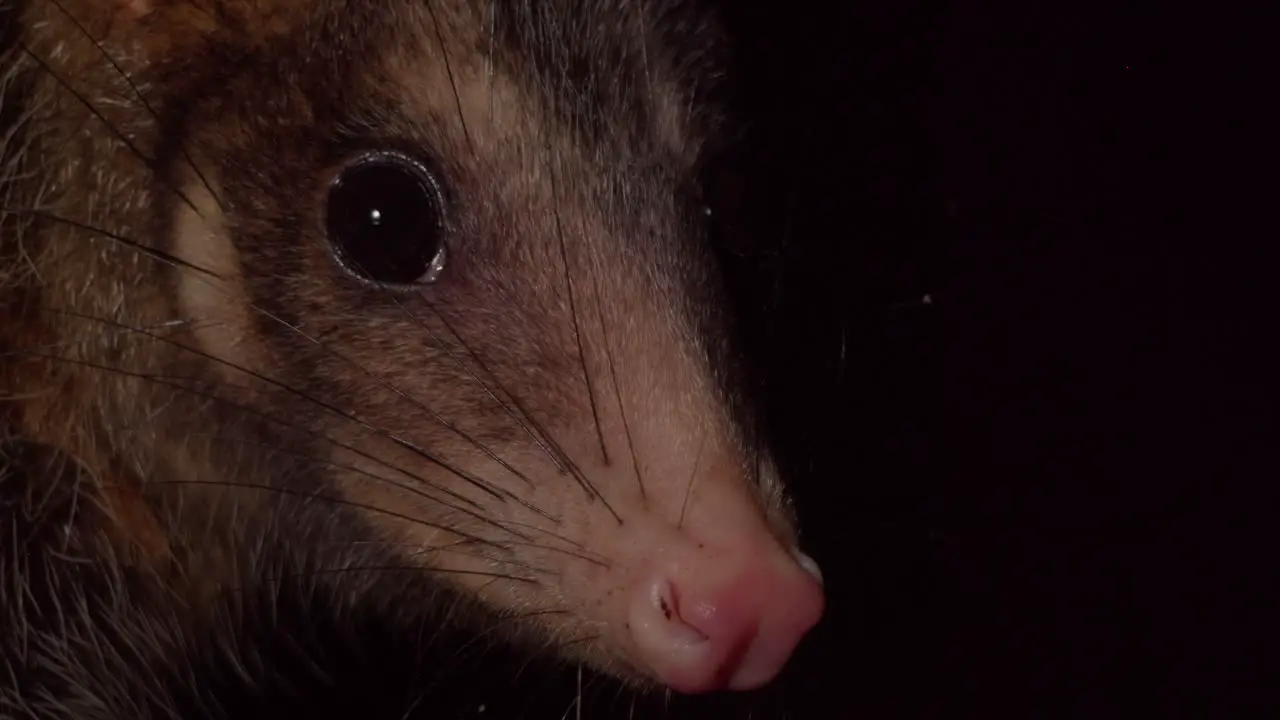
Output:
[
  {"xmin": 548, "ymin": 413, "xmax": 826, "ymax": 693},
  {"xmin": 625, "ymin": 539, "xmax": 825, "ymax": 693}
]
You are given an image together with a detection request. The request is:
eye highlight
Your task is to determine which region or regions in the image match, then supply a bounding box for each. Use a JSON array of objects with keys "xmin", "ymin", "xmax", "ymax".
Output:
[{"xmin": 324, "ymin": 151, "xmax": 448, "ymax": 287}]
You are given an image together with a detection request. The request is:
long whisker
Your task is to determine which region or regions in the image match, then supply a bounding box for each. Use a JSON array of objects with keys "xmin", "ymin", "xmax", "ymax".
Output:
[
  {"xmin": 423, "ymin": 0, "xmax": 474, "ymax": 155},
  {"xmin": 563, "ymin": 665, "xmax": 581, "ymax": 720},
  {"xmin": 543, "ymin": 139, "xmax": 622, "ymax": 524},
  {"xmin": 420, "ymin": 298, "xmax": 584, "ymax": 481},
  {"xmin": 181, "ymin": 436, "xmax": 602, "ymax": 562},
  {"xmin": 3, "ymin": 207, "xmax": 221, "ymax": 279},
  {"xmin": 363, "ymin": 530, "xmax": 610, "ymax": 575},
  {"xmin": 45, "ymin": 306, "xmax": 516, "ymax": 505},
  {"xmin": 404, "ymin": 545, "xmax": 561, "ymax": 578},
  {"xmin": 549, "ymin": 147, "xmax": 611, "ymax": 472},
  {"xmin": 678, "ymin": 429, "xmax": 707, "ymax": 529},
  {"xmin": 19, "ymin": 348, "xmax": 485, "ymax": 514},
  {"xmin": 253, "ymin": 565, "xmax": 540, "ymax": 588},
  {"xmin": 186, "ymin": 431, "xmax": 533, "ymax": 543},
  {"xmin": 32, "ymin": 346, "xmax": 605, "ymax": 565},
  {"xmin": 588, "ymin": 242, "xmax": 645, "ymax": 500},
  {"xmin": 132, "ymin": 479, "xmax": 505, "ymax": 549},
  {"xmin": 15, "ymin": 206, "xmax": 563, "ymax": 524},
  {"xmin": 496, "ymin": 539, "xmax": 608, "ymax": 568},
  {"xmin": 369, "ymin": 291, "xmax": 546, "ymax": 490},
  {"xmin": 510, "ymin": 629, "xmax": 602, "ymax": 685},
  {"xmin": 418, "ymin": 298, "xmax": 630, "ymax": 530},
  {"xmin": 446, "ymin": 605, "xmax": 572, "ymax": 658}
]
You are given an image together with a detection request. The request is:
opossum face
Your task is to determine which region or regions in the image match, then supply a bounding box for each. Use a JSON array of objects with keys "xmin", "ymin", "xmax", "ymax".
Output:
[{"xmin": 26, "ymin": 0, "xmax": 824, "ymax": 694}]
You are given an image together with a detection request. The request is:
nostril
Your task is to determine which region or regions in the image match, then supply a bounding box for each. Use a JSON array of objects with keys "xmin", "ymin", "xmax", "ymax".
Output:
[
  {"xmin": 626, "ymin": 559, "xmax": 824, "ymax": 694},
  {"xmin": 628, "ymin": 575, "xmax": 720, "ymax": 690},
  {"xmin": 647, "ymin": 578, "xmax": 709, "ymax": 646}
]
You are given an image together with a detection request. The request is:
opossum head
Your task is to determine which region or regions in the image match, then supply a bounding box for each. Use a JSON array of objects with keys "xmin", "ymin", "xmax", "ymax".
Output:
[{"xmin": 5, "ymin": 0, "xmax": 824, "ymax": 694}]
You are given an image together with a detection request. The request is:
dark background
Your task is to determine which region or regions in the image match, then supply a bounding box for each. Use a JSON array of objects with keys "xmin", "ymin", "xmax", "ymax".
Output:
[{"xmin": 724, "ymin": 1, "xmax": 1260, "ymax": 717}]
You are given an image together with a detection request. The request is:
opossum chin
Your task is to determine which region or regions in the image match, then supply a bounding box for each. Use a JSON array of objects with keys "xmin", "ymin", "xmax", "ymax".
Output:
[{"xmin": 346, "ymin": 443, "xmax": 826, "ymax": 695}]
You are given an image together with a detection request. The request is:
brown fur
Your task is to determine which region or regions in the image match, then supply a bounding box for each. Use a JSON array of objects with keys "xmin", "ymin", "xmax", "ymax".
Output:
[{"xmin": 1, "ymin": 0, "xmax": 801, "ymax": 712}]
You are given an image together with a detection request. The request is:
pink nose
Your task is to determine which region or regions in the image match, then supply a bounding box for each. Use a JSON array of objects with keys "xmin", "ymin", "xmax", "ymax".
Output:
[{"xmin": 626, "ymin": 549, "xmax": 826, "ymax": 693}]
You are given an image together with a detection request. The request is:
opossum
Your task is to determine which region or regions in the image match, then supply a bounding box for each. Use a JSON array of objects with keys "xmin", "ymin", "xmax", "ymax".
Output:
[{"xmin": 0, "ymin": 0, "xmax": 824, "ymax": 715}]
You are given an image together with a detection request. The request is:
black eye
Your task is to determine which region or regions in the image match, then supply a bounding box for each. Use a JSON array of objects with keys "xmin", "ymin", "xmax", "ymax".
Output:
[{"xmin": 325, "ymin": 152, "xmax": 448, "ymax": 286}]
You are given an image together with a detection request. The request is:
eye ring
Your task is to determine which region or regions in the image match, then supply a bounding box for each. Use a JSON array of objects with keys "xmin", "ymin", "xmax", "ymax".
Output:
[{"xmin": 324, "ymin": 150, "xmax": 450, "ymax": 290}]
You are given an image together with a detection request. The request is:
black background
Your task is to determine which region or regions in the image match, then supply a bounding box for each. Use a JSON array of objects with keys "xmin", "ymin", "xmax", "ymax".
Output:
[
  {"xmin": 722, "ymin": 1, "xmax": 1263, "ymax": 716},
  {"xmin": 680, "ymin": 0, "xmax": 1242, "ymax": 716}
]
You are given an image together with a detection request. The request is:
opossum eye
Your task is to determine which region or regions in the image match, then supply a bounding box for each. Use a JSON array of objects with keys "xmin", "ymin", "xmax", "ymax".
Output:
[{"xmin": 325, "ymin": 152, "xmax": 447, "ymax": 287}]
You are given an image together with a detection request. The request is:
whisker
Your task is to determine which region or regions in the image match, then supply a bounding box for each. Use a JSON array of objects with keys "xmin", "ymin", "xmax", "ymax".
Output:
[
  {"xmin": 498, "ymin": 540, "xmax": 608, "ymax": 569},
  {"xmin": 588, "ymin": 243, "xmax": 645, "ymax": 500},
  {"xmin": 410, "ymin": 546, "xmax": 558, "ymax": 578},
  {"xmin": 548, "ymin": 145, "xmax": 611, "ymax": 471},
  {"xmin": 374, "ymin": 291, "xmax": 548, "ymax": 491},
  {"xmin": 421, "ymin": 298, "xmax": 584, "ymax": 480},
  {"xmin": 18, "ymin": 206, "xmax": 565, "ymax": 523},
  {"xmin": 422, "ymin": 515, "xmax": 598, "ymax": 557},
  {"xmin": 400, "ymin": 691, "xmax": 428, "ymax": 720},
  {"xmin": 43, "ymin": 306, "xmax": 515, "ymax": 506},
  {"xmin": 446, "ymin": 606, "xmax": 572, "ymax": 658},
  {"xmin": 561, "ymin": 664, "xmax": 581, "ymax": 720},
  {"xmin": 419, "ymin": 301, "xmax": 632, "ymax": 534},
  {"xmin": 423, "ymin": 0, "xmax": 473, "ymax": 155},
  {"xmin": 4, "ymin": 207, "xmax": 221, "ymax": 279},
  {"xmin": 138, "ymin": 478, "xmax": 505, "ymax": 549},
  {"xmin": 342, "ymin": 521, "xmax": 604, "ymax": 570},
  {"xmin": 678, "ymin": 429, "xmax": 707, "ymax": 529},
  {"xmin": 543, "ymin": 136, "xmax": 622, "ymax": 524},
  {"xmin": 253, "ymin": 565, "xmax": 539, "ymax": 588},
  {"xmin": 510, "ymin": 628, "xmax": 602, "ymax": 686},
  {"xmin": 557, "ymin": 632, "xmax": 601, "ymax": 650},
  {"xmin": 187, "ymin": 431, "xmax": 533, "ymax": 543},
  {"xmin": 18, "ymin": 348, "xmax": 486, "ymax": 514}
]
